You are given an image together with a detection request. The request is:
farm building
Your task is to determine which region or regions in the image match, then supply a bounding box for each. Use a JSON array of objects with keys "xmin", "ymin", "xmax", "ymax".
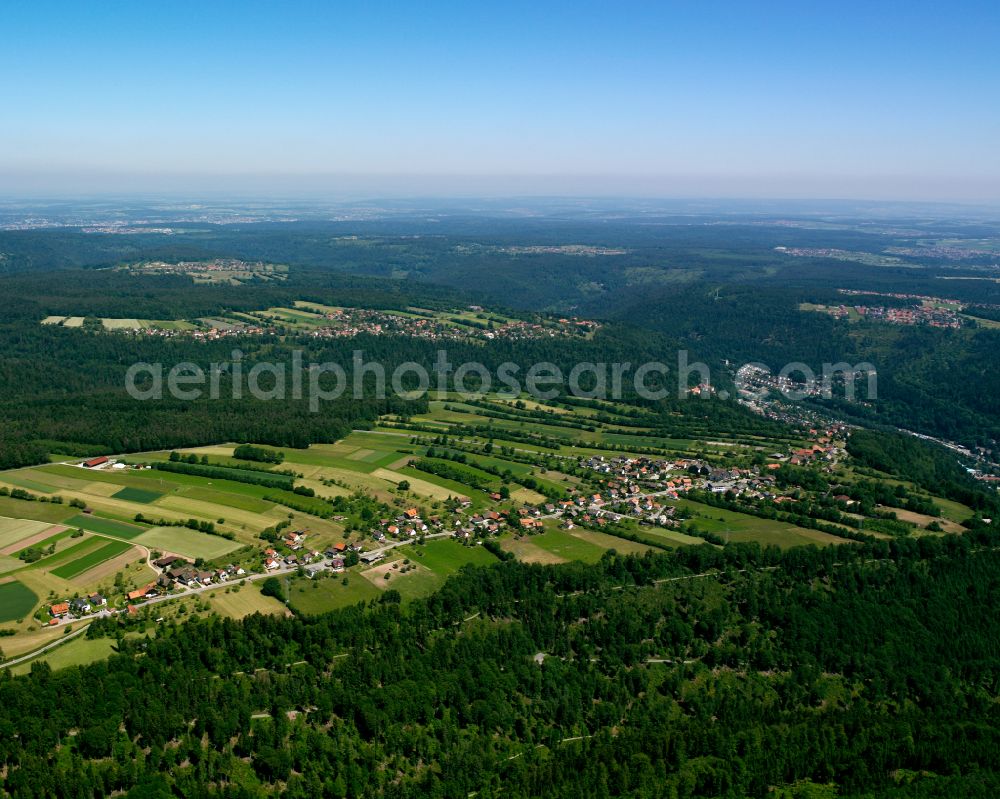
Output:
[{"xmin": 127, "ymin": 583, "xmax": 158, "ymax": 602}]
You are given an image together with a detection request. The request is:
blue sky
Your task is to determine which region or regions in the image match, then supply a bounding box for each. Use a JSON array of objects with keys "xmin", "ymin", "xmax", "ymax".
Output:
[{"xmin": 2, "ymin": 0, "xmax": 999, "ymax": 199}]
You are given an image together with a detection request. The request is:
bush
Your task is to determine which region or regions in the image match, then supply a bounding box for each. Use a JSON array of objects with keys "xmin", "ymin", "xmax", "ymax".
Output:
[{"xmin": 261, "ymin": 577, "xmax": 285, "ymax": 601}]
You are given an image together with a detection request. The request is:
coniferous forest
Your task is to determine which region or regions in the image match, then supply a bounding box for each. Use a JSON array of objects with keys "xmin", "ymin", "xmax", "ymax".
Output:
[{"xmin": 2, "ymin": 530, "xmax": 999, "ymax": 797}]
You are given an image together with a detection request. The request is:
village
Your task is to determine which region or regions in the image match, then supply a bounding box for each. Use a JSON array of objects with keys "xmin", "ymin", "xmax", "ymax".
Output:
[
  {"xmin": 39, "ymin": 426, "xmax": 847, "ymax": 627},
  {"xmin": 799, "ymin": 289, "xmax": 1000, "ymax": 330},
  {"xmin": 824, "ymin": 302, "xmax": 962, "ymax": 328},
  {"xmin": 48, "ymin": 301, "xmax": 599, "ymax": 344}
]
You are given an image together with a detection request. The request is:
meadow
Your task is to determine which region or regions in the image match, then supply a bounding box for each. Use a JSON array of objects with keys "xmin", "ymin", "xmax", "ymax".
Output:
[
  {"xmin": 201, "ymin": 585, "xmax": 287, "ymax": 619},
  {"xmin": 501, "ymin": 527, "xmax": 609, "ymax": 564},
  {"xmin": 287, "ymin": 574, "xmax": 382, "ymax": 614}
]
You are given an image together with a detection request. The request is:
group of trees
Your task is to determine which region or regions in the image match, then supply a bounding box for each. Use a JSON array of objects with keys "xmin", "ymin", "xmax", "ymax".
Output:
[{"xmin": 234, "ymin": 444, "xmax": 285, "ymax": 464}]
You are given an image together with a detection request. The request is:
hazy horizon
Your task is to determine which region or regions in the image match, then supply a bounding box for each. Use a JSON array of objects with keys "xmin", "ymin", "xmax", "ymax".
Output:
[{"xmin": 2, "ymin": 170, "xmax": 1000, "ymax": 205}]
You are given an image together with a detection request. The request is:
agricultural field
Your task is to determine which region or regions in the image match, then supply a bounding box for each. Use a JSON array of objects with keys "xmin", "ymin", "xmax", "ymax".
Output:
[
  {"xmin": 929, "ymin": 495, "xmax": 975, "ymax": 524},
  {"xmin": 0, "ymin": 580, "xmax": 38, "ymax": 622},
  {"xmin": 112, "ymin": 487, "xmax": 164, "ymax": 503},
  {"xmin": 628, "ymin": 526, "xmax": 708, "ymax": 548},
  {"xmin": 50, "ymin": 540, "xmax": 133, "ymax": 580},
  {"xmin": 40, "ymin": 316, "xmax": 200, "ymax": 331},
  {"xmin": 39, "ymin": 299, "xmax": 582, "ymax": 343},
  {"xmin": 287, "ymin": 574, "xmax": 383, "ymax": 614},
  {"xmin": 133, "ymin": 527, "xmax": 242, "ymax": 560},
  {"xmin": 501, "ymin": 527, "xmax": 609, "ymax": 565},
  {"xmin": 201, "ymin": 585, "xmax": 288, "ymax": 619},
  {"xmin": 0, "ymin": 557, "xmax": 21, "ymax": 576},
  {"xmin": 0, "ymin": 524, "xmax": 69, "ymax": 557},
  {"xmin": 567, "ymin": 527, "xmax": 659, "ymax": 556},
  {"xmin": 0, "ymin": 497, "xmax": 74, "ymax": 524},
  {"xmin": 9, "ymin": 635, "xmax": 120, "ymax": 676},
  {"xmin": 676, "ymin": 500, "xmax": 850, "ymax": 548},
  {"xmin": 0, "ymin": 517, "xmax": 53, "ymax": 550},
  {"xmin": 65, "ymin": 514, "xmax": 148, "ymax": 539},
  {"xmin": 878, "ymin": 505, "xmax": 966, "ymax": 533},
  {"xmin": 409, "ymin": 538, "xmax": 499, "ymax": 576},
  {"xmin": 360, "ymin": 557, "xmax": 436, "ymax": 599}
]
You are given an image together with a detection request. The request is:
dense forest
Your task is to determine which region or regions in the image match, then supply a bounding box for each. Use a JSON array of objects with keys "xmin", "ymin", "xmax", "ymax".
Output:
[{"xmin": 2, "ymin": 526, "xmax": 999, "ymax": 797}]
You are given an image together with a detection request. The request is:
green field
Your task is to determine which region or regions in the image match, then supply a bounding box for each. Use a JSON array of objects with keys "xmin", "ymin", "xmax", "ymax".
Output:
[
  {"xmin": 0, "ymin": 580, "xmax": 38, "ymax": 622},
  {"xmin": 27, "ymin": 536, "xmax": 105, "ymax": 571},
  {"xmin": 287, "ymin": 574, "xmax": 383, "ymax": 614},
  {"xmin": 112, "ymin": 487, "xmax": 164, "ymax": 503},
  {"xmin": 180, "ymin": 486, "xmax": 275, "ymax": 513},
  {"xmin": 630, "ymin": 526, "xmax": 709, "ymax": 548},
  {"xmin": 409, "ymin": 539, "xmax": 499, "ymax": 576},
  {"xmin": 50, "ymin": 540, "xmax": 132, "ymax": 580},
  {"xmin": 203, "ymin": 586, "xmax": 287, "ymax": 619},
  {"xmin": 133, "ymin": 526, "xmax": 242, "ymax": 560},
  {"xmin": 0, "ymin": 498, "xmax": 74, "ymax": 524},
  {"xmin": 676, "ymin": 500, "xmax": 850, "ymax": 548},
  {"xmin": 519, "ymin": 528, "xmax": 608, "ymax": 564},
  {"xmin": 0, "ymin": 473, "xmax": 60, "ymax": 493},
  {"xmin": 931, "ymin": 495, "xmax": 975, "ymax": 523},
  {"xmin": 361, "ymin": 540, "xmax": 500, "ymax": 600},
  {"xmin": 568, "ymin": 528, "xmax": 660, "ymax": 556},
  {"xmin": 65, "ymin": 514, "xmax": 148, "ymax": 539},
  {"xmin": 9, "ymin": 632, "xmax": 145, "ymax": 676},
  {"xmin": 11, "ymin": 635, "xmax": 117, "ymax": 675},
  {"xmin": 361, "ymin": 558, "xmax": 443, "ymax": 599}
]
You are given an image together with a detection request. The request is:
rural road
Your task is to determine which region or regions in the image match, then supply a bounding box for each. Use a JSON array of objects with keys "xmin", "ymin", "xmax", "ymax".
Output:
[{"xmin": 0, "ymin": 622, "xmax": 92, "ymax": 670}]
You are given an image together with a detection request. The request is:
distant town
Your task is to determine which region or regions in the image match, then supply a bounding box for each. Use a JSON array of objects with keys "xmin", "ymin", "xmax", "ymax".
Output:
[
  {"xmin": 799, "ymin": 289, "xmax": 1000, "ymax": 329},
  {"xmin": 41, "ymin": 297, "xmax": 600, "ymax": 343}
]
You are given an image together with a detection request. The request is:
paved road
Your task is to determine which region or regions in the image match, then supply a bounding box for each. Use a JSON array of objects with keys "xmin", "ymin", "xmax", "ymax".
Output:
[{"xmin": 0, "ymin": 623, "xmax": 92, "ymax": 670}]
